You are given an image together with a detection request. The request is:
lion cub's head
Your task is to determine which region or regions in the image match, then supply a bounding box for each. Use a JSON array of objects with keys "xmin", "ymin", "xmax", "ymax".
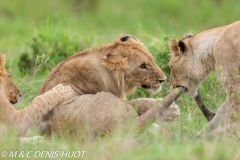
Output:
[
  {"xmin": 0, "ymin": 54, "xmax": 21, "ymax": 104},
  {"xmin": 39, "ymin": 34, "xmax": 166, "ymax": 99},
  {"xmin": 102, "ymin": 34, "xmax": 166, "ymax": 96},
  {"xmin": 168, "ymin": 33, "xmax": 202, "ymax": 96}
]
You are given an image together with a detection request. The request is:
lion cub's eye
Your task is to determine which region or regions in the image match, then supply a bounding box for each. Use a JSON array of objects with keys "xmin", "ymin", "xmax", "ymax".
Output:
[{"xmin": 140, "ymin": 63, "xmax": 148, "ymax": 69}]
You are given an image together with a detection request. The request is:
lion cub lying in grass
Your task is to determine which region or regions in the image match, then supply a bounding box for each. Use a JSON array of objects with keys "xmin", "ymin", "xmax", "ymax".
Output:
[
  {"xmin": 46, "ymin": 91, "xmax": 181, "ymax": 140},
  {"xmin": 0, "ymin": 54, "xmax": 74, "ymax": 142},
  {"xmin": 38, "ymin": 34, "xmax": 181, "ymax": 140}
]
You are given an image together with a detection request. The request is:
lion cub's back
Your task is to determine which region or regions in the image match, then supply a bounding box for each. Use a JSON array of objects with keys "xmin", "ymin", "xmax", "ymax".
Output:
[{"xmin": 52, "ymin": 92, "xmax": 137, "ymax": 138}]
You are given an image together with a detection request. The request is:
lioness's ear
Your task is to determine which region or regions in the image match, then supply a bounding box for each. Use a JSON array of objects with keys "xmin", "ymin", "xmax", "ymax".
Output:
[
  {"xmin": 0, "ymin": 54, "xmax": 6, "ymax": 69},
  {"xmin": 169, "ymin": 38, "xmax": 186, "ymax": 56},
  {"xmin": 102, "ymin": 53, "xmax": 128, "ymax": 70}
]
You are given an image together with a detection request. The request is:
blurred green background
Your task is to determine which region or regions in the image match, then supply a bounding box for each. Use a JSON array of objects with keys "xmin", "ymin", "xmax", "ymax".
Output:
[
  {"xmin": 1, "ymin": 0, "xmax": 237, "ymax": 113},
  {"xmin": 0, "ymin": 0, "xmax": 240, "ymax": 159},
  {"xmin": 1, "ymin": 0, "xmax": 238, "ymax": 99}
]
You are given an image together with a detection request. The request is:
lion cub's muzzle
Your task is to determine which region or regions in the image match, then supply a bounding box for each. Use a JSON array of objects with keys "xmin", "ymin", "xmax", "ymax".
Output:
[
  {"xmin": 141, "ymin": 78, "xmax": 166, "ymax": 93},
  {"xmin": 10, "ymin": 93, "xmax": 22, "ymax": 106}
]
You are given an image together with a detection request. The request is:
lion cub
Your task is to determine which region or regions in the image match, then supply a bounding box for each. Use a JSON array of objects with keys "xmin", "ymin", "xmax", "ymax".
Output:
[
  {"xmin": 0, "ymin": 54, "xmax": 74, "ymax": 137},
  {"xmin": 168, "ymin": 21, "xmax": 240, "ymax": 137},
  {"xmin": 37, "ymin": 34, "xmax": 180, "ymax": 139}
]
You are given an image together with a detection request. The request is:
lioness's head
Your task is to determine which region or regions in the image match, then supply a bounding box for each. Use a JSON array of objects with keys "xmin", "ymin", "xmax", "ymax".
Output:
[
  {"xmin": 168, "ymin": 33, "xmax": 201, "ymax": 96},
  {"xmin": 102, "ymin": 34, "xmax": 166, "ymax": 96},
  {"xmin": 0, "ymin": 54, "xmax": 21, "ymax": 104}
]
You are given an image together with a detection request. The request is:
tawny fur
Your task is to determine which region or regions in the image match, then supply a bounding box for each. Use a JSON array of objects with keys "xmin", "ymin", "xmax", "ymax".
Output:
[
  {"xmin": 37, "ymin": 34, "xmax": 181, "ymax": 139},
  {"xmin": 168, "ymin": 21, "xmax": 240, "ymax": 136},
  {"xmin": 38, "ymin": 34, "xmax": 166, "ymax": 99},
  {"xmin": 45, "ymin": 91, "xmax": 181, "ymax": 140},
  {"xmin": 0, "ymin": 54, "xmax": 74, "ymax": 137}
]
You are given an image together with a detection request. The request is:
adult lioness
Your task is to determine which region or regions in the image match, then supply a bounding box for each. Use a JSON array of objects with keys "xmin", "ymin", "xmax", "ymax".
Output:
[
  {"xmin": 38, "ymin": 34, "xmax": 181, "ymax": 138},
  {"xmin": 168, "ymin": 21, "xmax": 240, "ymax": 136}
]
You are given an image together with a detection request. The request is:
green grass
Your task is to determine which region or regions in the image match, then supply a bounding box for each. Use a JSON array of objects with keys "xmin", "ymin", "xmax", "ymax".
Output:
[{"xmin": 0, "ymin": 0, "xmax": 239, "ymax": 159}]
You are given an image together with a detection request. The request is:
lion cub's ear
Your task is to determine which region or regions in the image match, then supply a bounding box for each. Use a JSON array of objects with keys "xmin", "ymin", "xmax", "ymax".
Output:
[
  {"xmin": 169, "ymin": 38, "xmax": 186, "ymax": 56},
  {"xmin": 182, "ymin": 33, "xmax": 194, "ymax": 40},
  {"xmin": 102, "ymin": 53, "xmax": 128, "ymax": 70},
  {"xmin": 120, "ymin": 34, "xmax": 131, "ymax": 42},
  {"xmin": 119, "ymin": 34, "xmax": 142, "ymax": 43}
]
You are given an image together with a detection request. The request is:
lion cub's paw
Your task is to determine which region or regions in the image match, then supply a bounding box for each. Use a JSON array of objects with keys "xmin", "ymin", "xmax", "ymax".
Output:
[{"xmin": 159, "ymin": 102, "xmax": 180, "ymax": 122}]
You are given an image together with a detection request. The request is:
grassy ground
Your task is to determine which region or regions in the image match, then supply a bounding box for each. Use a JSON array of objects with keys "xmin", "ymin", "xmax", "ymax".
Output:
[{"xmin": 0, "ymin": 0, "xmax": 240, "ymax": 159}]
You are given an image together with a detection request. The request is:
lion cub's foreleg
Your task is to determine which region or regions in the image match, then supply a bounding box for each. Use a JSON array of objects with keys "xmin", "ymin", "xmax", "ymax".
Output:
[
  {"xmin": 131, "ymin": 88, "xmax": 184, "ymax": 131},
  {"xmin": 128, "ymin": 98, "xmax": 180, "ymax": 122},
  {"xmin": 7, "ymin": 84, "xmax": 74, "ymax": 136}
]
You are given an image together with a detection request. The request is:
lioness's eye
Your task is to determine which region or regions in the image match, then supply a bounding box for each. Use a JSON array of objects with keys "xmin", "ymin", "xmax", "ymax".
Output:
[{"xmin": 140, "ymin": 63, "xmax": 148, "ymax": 69}]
